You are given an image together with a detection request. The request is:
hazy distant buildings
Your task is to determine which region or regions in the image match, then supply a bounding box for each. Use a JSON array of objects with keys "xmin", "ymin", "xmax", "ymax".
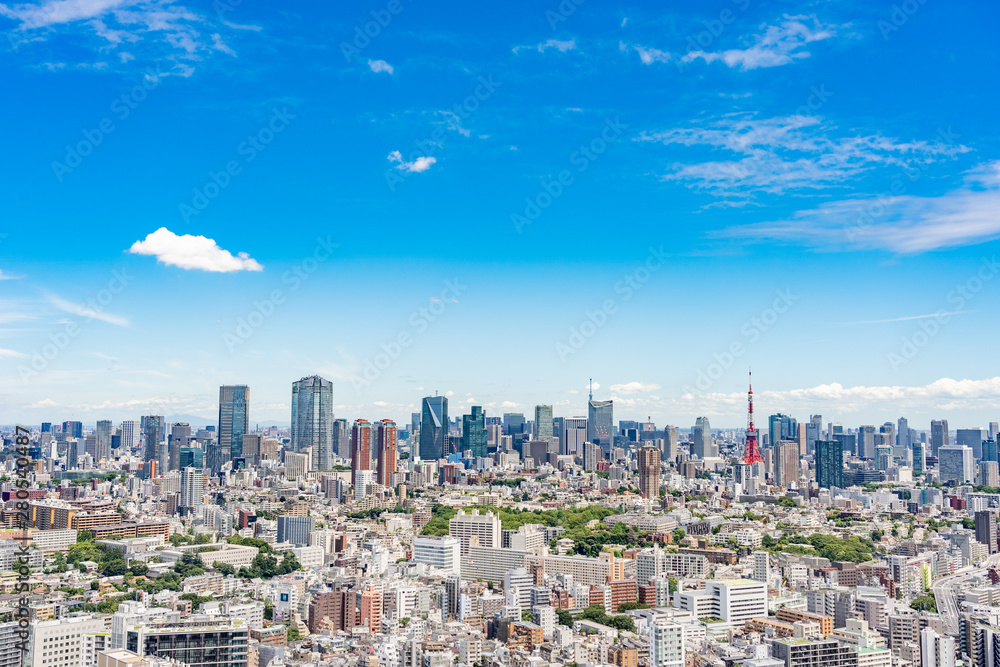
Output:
[
  {"xmin": 420, "ymin": 395, "xmax": 449, "ymax": 461},
  {"xmin": 291, "ymin": 375, "xmax": 334, "ymax": 471}
]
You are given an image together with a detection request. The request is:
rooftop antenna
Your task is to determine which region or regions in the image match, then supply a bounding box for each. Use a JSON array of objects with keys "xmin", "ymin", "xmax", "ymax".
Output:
[{"xmin": 589, "ymin": 378, "xmax": 593, "ymax": 402}]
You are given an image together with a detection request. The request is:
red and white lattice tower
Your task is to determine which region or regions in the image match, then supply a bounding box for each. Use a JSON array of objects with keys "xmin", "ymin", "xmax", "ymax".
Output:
[{"xmin": 742, "ymin": 370, "xmax": 764, "ymax": 465}]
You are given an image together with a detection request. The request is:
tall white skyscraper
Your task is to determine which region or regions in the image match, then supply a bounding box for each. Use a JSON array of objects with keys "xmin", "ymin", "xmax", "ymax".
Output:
[
  {"xmin": 180, "ymin": 466, "xmax": 205, "ymax": 511},
  {"xmin": 119, "ymin": 420, "xmax": 140, "ymax": 451},
  {"xmin": 693, "ymin": 417, "xmax": 713, "ymax": 459}
]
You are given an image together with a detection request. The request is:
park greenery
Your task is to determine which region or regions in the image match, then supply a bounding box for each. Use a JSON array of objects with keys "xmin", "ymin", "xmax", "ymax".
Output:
[
  {"xmin": 761, "ymin": 533, "xmax": 875, "ymax": 563},
  {"xmin": 910, "ymin": 595, "xmax": 937, "ymax": 612}
]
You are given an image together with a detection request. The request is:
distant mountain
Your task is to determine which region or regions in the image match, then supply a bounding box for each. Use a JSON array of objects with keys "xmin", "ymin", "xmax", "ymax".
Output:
[{"xmin": 165, "ymin": 414, "xmax": 216, "ymax": 427}]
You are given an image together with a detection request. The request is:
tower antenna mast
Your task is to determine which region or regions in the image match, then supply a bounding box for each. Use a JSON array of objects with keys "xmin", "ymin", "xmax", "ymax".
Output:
[{"xmin": 742, "ymin": 369, "xmax": 763, "ymax": 465}]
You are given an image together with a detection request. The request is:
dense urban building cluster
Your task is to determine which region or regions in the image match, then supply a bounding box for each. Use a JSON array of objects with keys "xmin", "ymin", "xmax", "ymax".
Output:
[{"xmin": 3, "ymin": 375, "xmax": 999, "ymax": 667}]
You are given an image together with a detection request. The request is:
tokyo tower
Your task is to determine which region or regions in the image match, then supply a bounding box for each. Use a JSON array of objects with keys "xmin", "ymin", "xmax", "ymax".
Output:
[{"xmin": 742, "ymin": 371, "xmax": 763, "ymax": 465}]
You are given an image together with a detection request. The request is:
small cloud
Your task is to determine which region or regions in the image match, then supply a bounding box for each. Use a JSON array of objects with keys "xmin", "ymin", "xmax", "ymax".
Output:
[
  {"xmin": 128, "ymin": 227, "xmax": 263, "ymax": 273},
  {"xmin": 611, "ymin": 381, "xmax": 662, "ymax": 394},
  {"xmin": 587, "ymin": 381, "xmax": 601, "ymax": 392},
  {"xmin": 373, "ymin": 400, "xmax": 389, "ymax": 407},
  {"xmin": 0, "ymin": 269, "xmax": 25, "ymax": 280},
  {"xmin": 368, "ymin": 59, "xmax": 394, "ymax": 75},
  {"xmin": 509, "ymin": 145, "xmax": 518, "ymax": 151},
  {"xmin": 501, "ymin": 401, "xmax": 520, "ymax": 409},
  {"xmin": 211, "ymin": 33, "xmax": 236, "ymax": 57},
  {"xmin": 387, "ymin": 150, "xmax": 437, "ymax": 173},
  {"xmin": 634, "ymin": 45, "xmax": 670, "ymax": 64},
  {"xmin": 445, "ymin": 390, "xmax": 455, "ymax": 397},
  {"xmin": 513, "ymin": 39, "xmax": 576, "ymax": 54},
  {"xmin": 621, "ymin": 17, "xmax": 628, "ymax": 27},
  {"xmin": 465, "ymin": 398, "xmax": 475, "ymax": 403},
  {"xmin": 30, "ymin": 398, "xmax": 58, "ymax": 408},
  {"xmin": 0, "ymin": 348, "xmax": 27, "ymax": 358},
  {"xmin": 45, "ymin": 292, "xmax": 129, "ymax": 327},
  {"xmin": 414, "ymin": 386, "xmax": 425, "ymax": 391}
]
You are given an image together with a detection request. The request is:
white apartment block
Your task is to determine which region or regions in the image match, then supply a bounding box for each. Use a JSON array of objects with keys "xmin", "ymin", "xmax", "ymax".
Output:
[
  {"xmin": 649, "ymin": 620, "xmax": 685, "ymax": 667},
  {"xmin": 29, "ymin": 615, "xmax": 108, "ymax": 667},
  {"xmin": 449, "ymin": 509, "xmax": 501, "ymax": 554},
  {"xmin": 412, "ymin": 535, "xmax": 462, "ymax": 575}
]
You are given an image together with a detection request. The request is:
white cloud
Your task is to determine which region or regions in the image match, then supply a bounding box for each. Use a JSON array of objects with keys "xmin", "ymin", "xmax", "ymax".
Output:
[
  {"xmin": 45, "ymin": 292, "xmax": 129, "ymax": 327},
  {"xmin": 587, "ymin": 381, "xmax": 601, "ymax": 392},
  {"xmin": 29, "ymin": 398, "xmax": 58, "ymax": 408},
  {"xmin": 513, "ymin": 38, "xmax": 576, "ymax": 54},
  {"xmin": 1, "ymin": 0, "xmax": 252, "ymax": 74},
  {"xmin": 387, "ymin": 150, "xmax": 437, "ymax": 173},
  {"xmin": 634, "ymin": 45, "xmax": 670, "ymax": 64},
  {"xmin": 373, "ymin": 400, "xmax": 389, "ymax": 407},
  {"xmin": 0, "ymin": 269, "xmax": 25, "ymax": 280},
  {"xmin": 465, "ymin": 398, "xmax": 475, "ymax": 403},
  {"xmin": 639, "ymin": 115, "xmax": 968, "ymax": 197},
  {"xmin": 445, "ymin": 390, "xmax": 455, "ymax": 397},
  {"xmin": 718, "ymin": 161, "xmax": 1000, "ymax": 253},
  {"xmin": 683, "ymin": 16, "xmax": 838, "ymax": 70},
  {"xmin": 368, "ymin": 58, "xmax": 393, "ymax": 74},
  {"xmin": 0, "ymin": 348, "xmax": 27, "ymax": 358},
  {"xmin": 611, "ymin": 381, "xmax": 661, "ymax": 394},
  {"xmin": 128, "ymin": 227, "xmax": 263, "ymax": 272},
  {"xmin": 501, "ymin": 401, "xmax": 520, "ymax": 409}
]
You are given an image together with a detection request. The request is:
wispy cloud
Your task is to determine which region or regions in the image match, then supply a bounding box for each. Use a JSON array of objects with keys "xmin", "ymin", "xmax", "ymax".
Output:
[
  {"xmin": 1, "ymin": 0, "xmax": 254, "ymax": 74},
  {"xmin": 387, "ymin": 150, "xmax": 436, "ymax": 173},
  {"xmin": 45, "ymin": 292, "xmax": 129, "ymax": 327},
  {"xmin": 0, "ymin": 348, "xmax": 28, "ymax": 358},
  {"xmin": 638, "ymin": 114, "xmax": 969, "ymax": 197},
  {"xmin": 513, "ymin": 38, "xmax": 576, "ymax": 54},
  {"xmin": 128, "ymin": 227, "xmax": 264, "ymax": 272},
  {"xmin": 0, "ymin": 269, "xmax": 25, "ymax": 280},
  {"xmin": 683, "ymin": 16, "xmax": 839, "ymax": 70},
  {"xmin": 611, "ymin": 381, "xmax": 661, "ymax": 394},
  {"xmin": 368, "ymin": 58, "xmax": 393, "ymax": 74},
  {"xmin": 716, "ymin": 161, "xmax": 1000, "ymax": 253},
  {"xmin": 843, "ymin": 311, "xmax": 974, "ymax": 326}
]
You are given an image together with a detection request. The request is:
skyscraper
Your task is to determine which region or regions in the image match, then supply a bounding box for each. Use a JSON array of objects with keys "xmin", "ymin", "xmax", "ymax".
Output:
[
  {"xmin": 351, "ymin": 419, "xmax": 373, "ymax": 486},
  {"xmin": 692, "ymin": 417, "xmax": 713, "ymax": 459},
  {"xmin": 95, "ymin": 419, "xmax": 112, "ymax": 462},
  {"xmin": 141, "ymin": 415, "xmax": 164, "ymax": 467},
  {"xmin": 277, "ymin": 515, "xmax": 314, "ymax": 546},
  {"xmin": 180, "ymin": 466, "xmax": 204, "ymax": 513},
  {"xmin": 957, "ymin": 428, "xmax": 988, "ymax": 459},
  {"xmin": 931, "ymin": 419, "xmax": 949, "ymax": 458},
  {"xmin": 376, "ymin": 419, "xmax": 397, "ymax": 487},
  {"xmin": 768, "ymin": 414, "xmax": 797, "ymax": 449},
  {"xmin": 534, "ymin": 405, "xmax": 553, "ymax": 443},
  {"xmin": 168, "ymin": 422, "xmax": 191, "ymax": 472},
  {"xmin": 587, "ymin": 399, "xmax": 614, "ymax": 451},
  {"xmin": 461, "ymin": 406, "xmax": 487, "ymax": 458},
  {"xmin": 637, "ymin": 443, "xmax": 660, "ymax": 499},
  {"xmin": 662, "ymin": 426, "xmax": 679, "ymax": 462},
  {"xmin": 119, "ymin": 420, "xmax": 140, "ymax": 451},
  {"xmin": 857, "ymin": 425, "xmax": 876, "ymax": 459},
  {"xmin": 939, "ymin": 445, "xmax": 974, "ymax": 484},
  {"xmin": 913, "ymin": 439, "xmax": 926, "ymax": 474},
  {"xmin": 332, "ymin": 418, "xmax": 349, "ymax": 458},
  {"xmin": 214, "ymin": 384, "xmax": 249, "ymax": 473},
  {"xmin": 815, "ymin": 440, "xmax": 844, "ymax": 489},
  {"xmin": 776, "ymin": 441, "xmax": 799, "ymax": 488},
  {"xmin": 504, "ymin": 412, "xmax": 527, "ymax": 454},
  {"xmin": 291, "ymin": 375, "xmax": 334, "ymax": 470},
  {"xmin": 420, "ymin": 395, "xmax": 449, "ymax": 461},
  {"xmin": 562, "ymin": 417, "xmax": 587, "ymax": 457},
  {"xmin": 897, "ymin": 417, "xmax": 910, "ymax": 458}
]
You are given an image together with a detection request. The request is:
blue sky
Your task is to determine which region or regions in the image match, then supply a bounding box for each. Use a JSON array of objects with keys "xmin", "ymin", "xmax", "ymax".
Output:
[{"xmin": 1, "ymin": 0, "xmax": 999, "ymax": 429}]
